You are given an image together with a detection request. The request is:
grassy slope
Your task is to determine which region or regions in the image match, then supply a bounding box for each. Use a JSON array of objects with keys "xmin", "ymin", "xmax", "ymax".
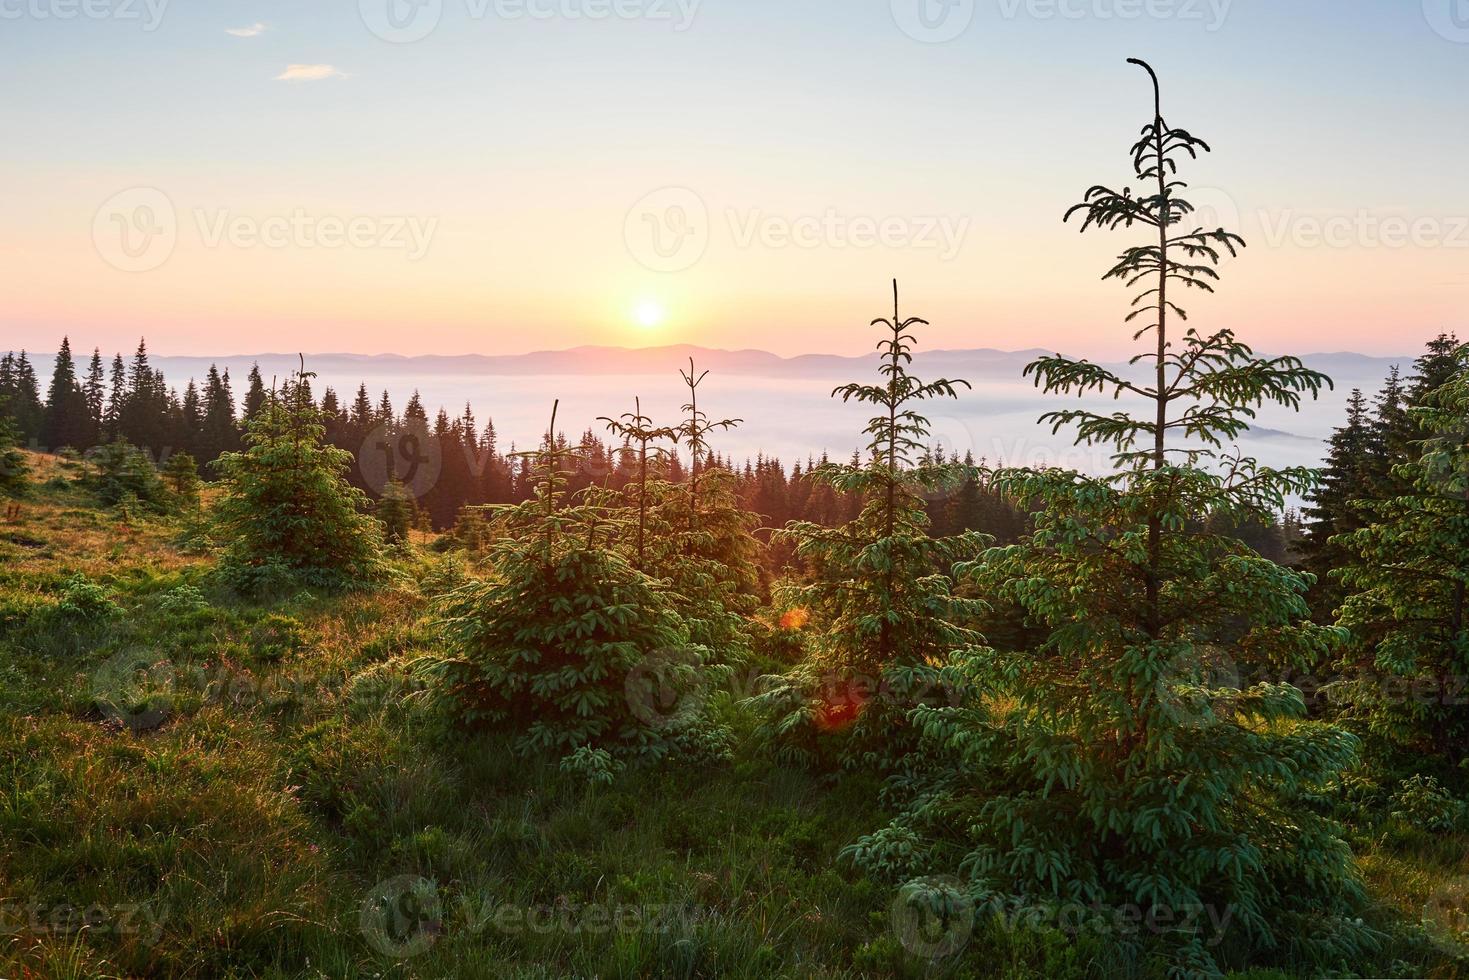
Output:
[{"xmin": 0, "ymin": 450, "xmax": 1465, "ymax": 979}]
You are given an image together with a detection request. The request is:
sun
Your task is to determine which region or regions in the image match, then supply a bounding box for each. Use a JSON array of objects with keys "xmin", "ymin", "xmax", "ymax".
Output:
[{"xmin": 634, "ymin": 300, "xmax": 666, "ymax": 330}]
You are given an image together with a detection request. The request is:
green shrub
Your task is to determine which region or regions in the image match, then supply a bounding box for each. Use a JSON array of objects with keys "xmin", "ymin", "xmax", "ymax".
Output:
[
  {"xmin": 1390, "ymin": 775, "xmax": 1464, "ymax": 832},
  {"xmin": 55, "ymin": 573, "xmax": 120, "ymax": 621},
  {"xmin": 210, "ymin": 367, "xmax": 388, "ymax": 594},
  {"xmin": 84, "ymin": 440, "xmax": 169, "ymax": 513},
  {"xmin": 423, "ymin": 404, "xmax": 729, "ymax": 777}
]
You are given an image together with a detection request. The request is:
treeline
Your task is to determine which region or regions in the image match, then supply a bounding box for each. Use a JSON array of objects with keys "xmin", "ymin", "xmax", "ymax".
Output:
[
  {"xmin": 1302, "ymin": 331, "xmax": 1463, "ymax": 618},
  {"xmin": 0, "ymin": 338, "xmax": 1031, "ymax": 552}
]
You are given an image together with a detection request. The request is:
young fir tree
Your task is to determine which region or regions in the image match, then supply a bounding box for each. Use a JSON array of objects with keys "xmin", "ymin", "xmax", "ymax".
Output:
[
  {"xmin": 162, "ymin": 450, "xmax": 202, "ymax": 509},
  {"xmin": 376, "ymin": 477, "xmax": 417, "ymax": 546},
  {"xmin": 647, "ymin": 364, "xmax": 764, "ymax": 660},
  {"xmin": 751, "ymin": 281, "xmax": 987, "ymax": 767},
  {"xmin": 86, "ymin": 440, "xmax": 171, "ymax": 513},
  {"xmin": 0, "ymin": 416, "xmax": 29, "ymax": 498},
  {"xmin": 844, "ymin": 61, "xmax": 1373, "ymax": 975},
  {"xmin": 41, "ymin": 337, "xmax": 92, "ymax": 452},
  {"xmin": 1300, "ymin": 388, "xmax": 1374, "ymax": 619},
  {"xmin": 426, "ymin": 402, "xmax": 728, "ymax": 777},
  {"xmin": 598, "ymin": 396, "xmax": 676, "ymax": 570},
  {"xmin": 210, "ymin": 359, "xmax": 388, "ymax": 593},
  {"xmin": 1332, "ymin": 344, "xmax": 1469, "ymax": 765}
]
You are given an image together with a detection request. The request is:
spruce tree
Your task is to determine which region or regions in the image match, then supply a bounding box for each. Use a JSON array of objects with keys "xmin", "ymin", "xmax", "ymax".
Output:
[
  {"xmin": 83, "ymin": 348, "xmax": 105, "ymax": 445},
  {"xmin": 426, "ymin": 402, "xmax": 727, "ymax": 774},
  {"xmin": 41, "ymin": 338, "xmax": 91, "ymax": 452},
  {"xmin": 162, "ymin": 450, "xmax": 202, "ymax": 509},
  {"xmin": 244, "ymin": 364, "xmax": 268, "ymax": 424},
  {"xmin": 1301, "ymin": 388, "xmax": 1374, "ymax": 619},
  {"xmin": 104, "ymin": 352, "xmax": 126, "ymax": 440},
  {"xmin": 844, "ymin": 60, "xmax": 1372, "ymax": 975},
  {"xmin": 752, "ymin": 281, "xmax": 987, "ymax": 766},
  {"xmin": 0, "ymin": 417, "xmax": 29, "ymax": 498},
  {"xmin": 1333, "ymin": 344, "xmax": 1469, "ymax": 764},
  {"xmin": 211, "ymin": 359, "xmax": 388, "ymax": 593},
  {"xmin": 599, "ymin": 396, "xmax": 676, "ymax": 570},
  {"xmin": 652, "ymin": 366, "xmax": 764, "ymax": 659},
  {"xmin": 376, "ymin": 477, "xmax": 417, "ymax": 546}
]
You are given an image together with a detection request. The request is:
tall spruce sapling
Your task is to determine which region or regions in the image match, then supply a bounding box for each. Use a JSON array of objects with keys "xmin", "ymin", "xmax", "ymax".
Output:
[
  {"xmin": 673, "ymin": 358, "xmax": 741, "ymax": 536},
  {"xmin": 598, "ymin": 396, "xmax": 676, "ymax": 570},
  {"xmin": 210, "ymin": 357, "xmax": 388, "ymax": 594},
  {"xmin": 1333, "ymin": 344, "xmax": 1469, "ymax": 764},
  {"xmin": 162, "ymin": 450, "xmax": 202, "ymax": 509},
  {"xmin": 648, "ymin": 366, "xmax": 764, "ymax": 660},
  {"xmin": 843, "ymin": 60, "xmax": 1374, "ymax": 975},
  {"xmin": 426, "ymin": 402, "xmax": 730, "ymax": 775},
  {"xmin": 0, "ymin": 417, "xmax": 30, "ymax": 498},
  {"xmin": 377, "ymin": 478, "xmax": 417, "ymax": 546},
  {"xmin": 751, "ymin": 280, "xmax": 988, "ymax": 767}
]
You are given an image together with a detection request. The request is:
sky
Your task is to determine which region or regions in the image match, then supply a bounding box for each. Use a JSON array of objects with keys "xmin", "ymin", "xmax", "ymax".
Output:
[{"xmin": 3, "ymin": 0, "xmax": 1467, "ymax": 360}]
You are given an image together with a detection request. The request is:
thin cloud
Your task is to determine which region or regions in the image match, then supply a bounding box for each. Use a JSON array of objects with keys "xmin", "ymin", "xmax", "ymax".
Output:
[
  {"xmin": 226, "ymin": 22, "xmax": 269, "ymax": 38},
  {"xmin": 275, "ymin": 64, "xmax": 347, "ymax": 82}
]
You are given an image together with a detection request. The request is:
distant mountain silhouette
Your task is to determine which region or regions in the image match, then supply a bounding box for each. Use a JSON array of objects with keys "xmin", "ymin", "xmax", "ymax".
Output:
[{"xmin": 149, "ymin": 344, "xmax": 1413, "ymax": 387}]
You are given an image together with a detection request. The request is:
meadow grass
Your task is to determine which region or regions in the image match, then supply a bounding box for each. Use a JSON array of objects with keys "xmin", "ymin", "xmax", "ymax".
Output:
[{"xmin": 1, "ymin": 451, "xmax": 1465, "ymax": 978}]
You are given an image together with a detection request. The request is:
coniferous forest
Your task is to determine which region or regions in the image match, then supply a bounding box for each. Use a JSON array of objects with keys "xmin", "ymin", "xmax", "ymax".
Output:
[{"xmin": 3, "ymin": 59, "xmax": 1469, "ymax": 980}]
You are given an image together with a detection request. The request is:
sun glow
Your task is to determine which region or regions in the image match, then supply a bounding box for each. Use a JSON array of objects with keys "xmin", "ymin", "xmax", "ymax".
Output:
[{"xmin": 634, "ymin": 300, "xmax": 666, "ymax": 331}]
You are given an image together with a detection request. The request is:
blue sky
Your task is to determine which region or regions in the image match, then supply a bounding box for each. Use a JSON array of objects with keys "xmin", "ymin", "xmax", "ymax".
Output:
[{"xmin": 3, "ymin": 0, "xmax": 1467, "ymax": 357}]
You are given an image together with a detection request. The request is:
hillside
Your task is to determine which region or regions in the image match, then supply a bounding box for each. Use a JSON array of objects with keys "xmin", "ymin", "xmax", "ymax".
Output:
[{"xmin": 0, "ymin": 447, "xmax": 1466, "ymax": 979}]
